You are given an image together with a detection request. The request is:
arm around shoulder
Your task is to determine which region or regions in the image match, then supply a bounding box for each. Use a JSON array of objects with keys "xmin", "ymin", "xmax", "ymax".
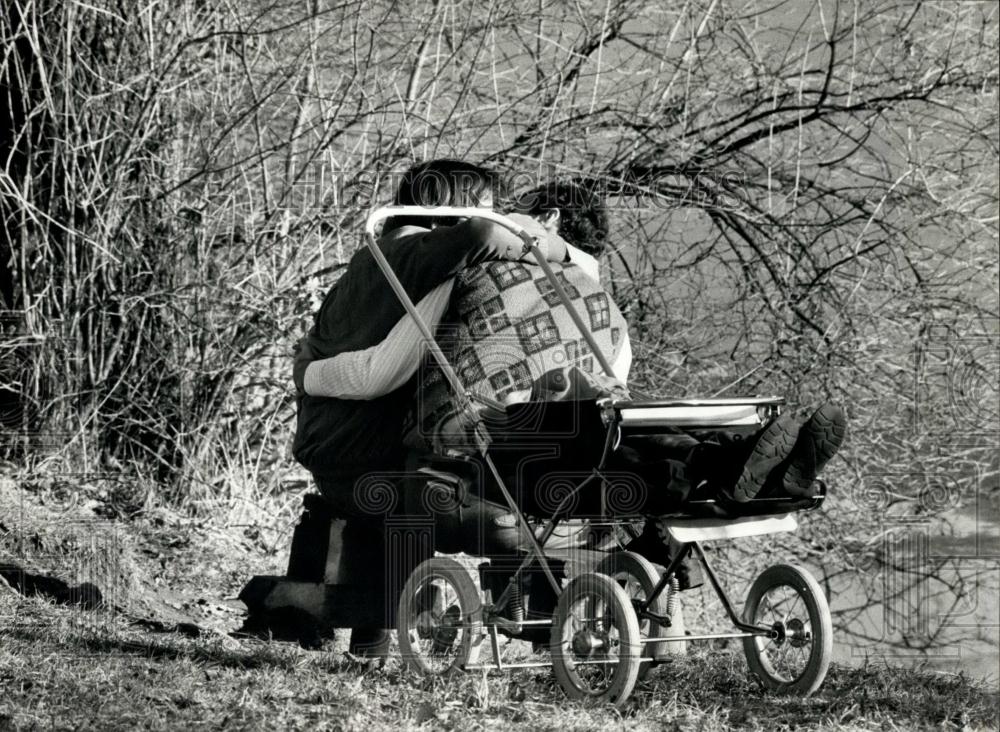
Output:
[
  {"xmin": 463, "ymin": 215, "xmax": 568, "ymax": 264},
  {"xmin": 302, "ymin": 281, "xmax": 454, "ymax": 399},
  {"xmin": 406, "ymin": 215, "xmax": 568, "ymax": 273}
]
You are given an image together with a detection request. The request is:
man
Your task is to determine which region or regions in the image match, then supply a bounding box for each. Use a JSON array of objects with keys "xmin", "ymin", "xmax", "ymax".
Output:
[{"xmin": 291, "ymin": 159, "xmax": 568, "ymax": 655}]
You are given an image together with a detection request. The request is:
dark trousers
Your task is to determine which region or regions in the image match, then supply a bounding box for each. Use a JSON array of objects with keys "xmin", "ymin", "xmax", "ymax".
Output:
[
  {"xmin": 612, "ymin": 428, "xmax": 759, "ymax": 512},
  {"xmin": 295, "ymin": 471, "xmax": 431, "ymax": 630}
]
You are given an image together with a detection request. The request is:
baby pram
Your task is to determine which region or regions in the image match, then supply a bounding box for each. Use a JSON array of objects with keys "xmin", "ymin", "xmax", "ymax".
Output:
[{"xmin": 365, "ymin": 205, "xmax": 833, "ymax": 707}]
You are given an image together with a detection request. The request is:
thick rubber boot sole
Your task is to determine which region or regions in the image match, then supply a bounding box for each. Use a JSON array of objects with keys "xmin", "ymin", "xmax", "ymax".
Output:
[
  {"xmin": 732, "ymin": 414, "xmax": 799, "ymax": 502},
  {"xmin": 783, "ymin": 403, "xmax": 847, "ymax": 496}
]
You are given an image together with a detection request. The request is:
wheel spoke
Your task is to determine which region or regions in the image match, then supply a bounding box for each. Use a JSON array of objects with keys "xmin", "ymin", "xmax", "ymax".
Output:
[
  {"xmin": 786, "ymin": 592, "xmax": 805, "ymax": 623},
  {"xmin": 760, "ymin": 592, "xmax": 779, "ymax": 623},
  {"xmin": 742, "ymin": 567, "xmax": 831, "ymax": 695},
  {"xmin": 777, "ymin": 586, "xmax": 794, "ymax": 624},
  {"xmin": 796, "ymin": 644, "xmax": 808, "ymax": 667},
  {"xmin": 399, "ymin": 559, "xmax": 484, "ymax": 676},
  {"xmin": 758, "ymin": 585, "xmax": 813, "ymax": 682},
  {"xmin": 552, "ymin": 573, "xmax": 640, "ymax": 704}
]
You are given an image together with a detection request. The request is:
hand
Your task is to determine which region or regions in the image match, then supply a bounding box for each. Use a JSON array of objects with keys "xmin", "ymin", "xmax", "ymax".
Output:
[
  {"xmin": 503, "ymin": 213, "xmax": 568, "ymax": 263},
  {"xmin": 504, "ymin": 211, "xmax": 549, "ymax": 240}
]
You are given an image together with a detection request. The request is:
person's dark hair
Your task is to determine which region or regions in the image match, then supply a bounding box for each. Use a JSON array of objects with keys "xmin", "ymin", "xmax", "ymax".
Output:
[
  {"xmin": 513, "ymin": 181, "xmax": 609, "ymax": 256},
  {"xmin": 383, "ymin": 159, "xmax": 497, "ymax": 233}
]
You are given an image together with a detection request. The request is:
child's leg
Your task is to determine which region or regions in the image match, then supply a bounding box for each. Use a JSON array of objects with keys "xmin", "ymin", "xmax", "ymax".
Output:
[
  {"xmin": 691, "ymin": 404, "xmax": 847, "ymax": 500},
  {"xmin": 679, "ymin": 416, "xmax": 800, "ymax": 502},
  {"xmin": 611, "ymin": 441, "xmax": 693, "ymax": 514}
]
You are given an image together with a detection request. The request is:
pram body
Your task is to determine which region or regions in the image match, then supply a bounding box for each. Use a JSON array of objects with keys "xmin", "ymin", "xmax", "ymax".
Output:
[{"xmin": 242, "ymin": 205, "xmax": 834, "ymax": 708}]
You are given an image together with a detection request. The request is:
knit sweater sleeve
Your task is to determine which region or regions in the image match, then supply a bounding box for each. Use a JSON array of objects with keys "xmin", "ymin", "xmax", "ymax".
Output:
[{"xmin": 302, "ymin": 280, "xmax": 454, "ymax": 399}]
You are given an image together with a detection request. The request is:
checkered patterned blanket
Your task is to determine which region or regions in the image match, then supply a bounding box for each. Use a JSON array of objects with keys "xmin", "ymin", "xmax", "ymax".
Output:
[{"xmin": 405, "ymin": 260, "xmax": 628, "ymax": 452}]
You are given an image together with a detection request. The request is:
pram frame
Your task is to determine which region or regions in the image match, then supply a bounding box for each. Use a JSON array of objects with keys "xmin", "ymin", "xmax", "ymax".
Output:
[{"xmin": 364, "ymin": 205, "xmax": 831, "ymax": 701}]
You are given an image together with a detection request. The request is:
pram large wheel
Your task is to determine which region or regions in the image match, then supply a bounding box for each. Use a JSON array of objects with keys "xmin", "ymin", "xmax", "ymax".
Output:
[
  {"xmin": 397, "ymin": 557, "xmax": 482, "ymax": 676},
  {"xmin": 550, "ymin": 571, "xmax": 641, "ymax": 708},
  {"xmin": 741, "ymin": 564, "xmax": 832, "ymax": 696},
  {"xmin": 595, "ymin": 551, "xmax": 684, "ymax": 680}
]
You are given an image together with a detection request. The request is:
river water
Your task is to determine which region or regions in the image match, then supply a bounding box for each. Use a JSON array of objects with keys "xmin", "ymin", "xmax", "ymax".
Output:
[{"xmin": 826, "ymin": 497, "xmax": 999, "ymax": 688}]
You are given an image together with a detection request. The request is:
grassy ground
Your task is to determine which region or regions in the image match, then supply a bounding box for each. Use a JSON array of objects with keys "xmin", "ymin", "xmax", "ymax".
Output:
[
  {"xmin": 1, "ymin": 476, "xmax": 997, "ymax": 730},
  {"xmin": 1, "ymin": 591, "xmax": 997, "ymax": 731}
]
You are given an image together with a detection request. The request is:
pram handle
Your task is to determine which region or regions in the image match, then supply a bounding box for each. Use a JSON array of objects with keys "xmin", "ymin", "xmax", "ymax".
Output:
[
  {"xmin": 610, "ymin": 396, "xmax": 785, "ymax": 409},
  {"xmin": 603, "ymin": 395, "xmax": 785, "ymax": 429}
]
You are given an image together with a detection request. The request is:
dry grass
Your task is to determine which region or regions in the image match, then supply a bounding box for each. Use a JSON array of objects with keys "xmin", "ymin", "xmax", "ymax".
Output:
[
  {"xmin": 0, "ymin": 592, "xmax": 997, "ymax": 731},
  {"xmin": 1, "ymin": 4, "xmax": 996, "ymax": 727},
  {"xmin": 1, "ymin": 475, "xmax": 997, "ymax": 731}
]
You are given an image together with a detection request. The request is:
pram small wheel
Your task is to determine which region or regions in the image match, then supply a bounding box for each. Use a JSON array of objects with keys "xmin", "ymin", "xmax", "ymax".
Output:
[
  {"xmin": 595, "ymin": 551, "xmax": 685, "ymax": 679},
  {"xmin": 398, "ymin": 557, "xmax": 482, "ymax": 675},
  {"xmin": 741, "ymin": 564, "xmax": 832, "ymax": 696},
  {"xmin": 550, "ymin": 572, "xmax": 641, "ymax": 708}
]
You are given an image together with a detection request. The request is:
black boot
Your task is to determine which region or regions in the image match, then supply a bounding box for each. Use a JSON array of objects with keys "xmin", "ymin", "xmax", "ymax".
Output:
[
  {"xmin": 730, "ymin": 414, "xmax": 800, "ymax": 502},
  {"xmin": 782, "ymin": 403, "xmax": 847, "ymax": 496},
  {"xmin": 286, "ymin": 494, "xmax": 332, "ymax": 582}
]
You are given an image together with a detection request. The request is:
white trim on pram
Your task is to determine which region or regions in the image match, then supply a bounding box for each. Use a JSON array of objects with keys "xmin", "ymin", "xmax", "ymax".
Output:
[
  {"xmin": 660, "ymin": 513, "xmax": 798, "ymax": 543},
  {"xmin": 620, "ymin": 404, "xmax": 762, "ymax": 427},
  {"xmin": 611, "ymin": 397, "xmax": 784, "ymax": 408},
  {"xmin": 610, "ymin": 396, "xmax": 784, "ymax": 428}
]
